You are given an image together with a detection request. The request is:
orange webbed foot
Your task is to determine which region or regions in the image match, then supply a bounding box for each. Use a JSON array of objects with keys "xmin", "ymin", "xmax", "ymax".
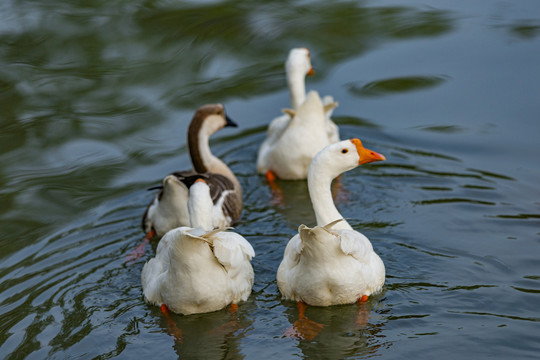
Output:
[
  {"xmin": 284, "ymin": 302, "xmax": 324, "ymax": 341},
  {"xmin": 161, "ymin": 304, "xmax": 184, "ymax": 342},
  {"xmin": 265, "ymin": 170, "xmax": 285, "ymax": 207},
  {"xmin": 265, "ymin": 170, "xmax": 277, "ymax": 183},
  {"xmin": 228, "ymin": 303, "xmax": 238, "ymax": 316},
  {"xmin": 284, "ymin": 317, "xmax": 324, "ymax": 340},
  {"xmin": 355, "ymin": 295, "xmax": 370, "ymax": 328},
  {"xmin": 125, "ymin": 230, "xmax": 155, "ymax": 262},
  {"xmin": 207, "ymin": 304, "xmax": 242, "ymax": 336}
]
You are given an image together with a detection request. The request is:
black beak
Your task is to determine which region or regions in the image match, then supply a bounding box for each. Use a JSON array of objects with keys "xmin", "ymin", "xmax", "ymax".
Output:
[{"xmin": 225, "ymin": 114, "xmax": 238, "ymax": 128}]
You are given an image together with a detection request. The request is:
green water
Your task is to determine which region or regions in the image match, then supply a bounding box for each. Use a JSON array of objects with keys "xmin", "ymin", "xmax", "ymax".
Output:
[{"xmin": 1, "ymin": 0, "xmax": 540, "ymax": 358}]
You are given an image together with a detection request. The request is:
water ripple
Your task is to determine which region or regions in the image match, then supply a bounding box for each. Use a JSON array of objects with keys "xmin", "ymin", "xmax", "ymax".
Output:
[
  {"xmin": 348, "ymin": 75, "xmax": 448, "ymax": 97},
  {"xmin": 414, "ymin": 198, "xmax": 496, "ymax": 206},
  {"xmin": 1, "ymin": 0, "xmax": 539, "ymax": 358},
  {"xmin": 448, "ymin": 311, "xmax": 540, "ymax": 323}
]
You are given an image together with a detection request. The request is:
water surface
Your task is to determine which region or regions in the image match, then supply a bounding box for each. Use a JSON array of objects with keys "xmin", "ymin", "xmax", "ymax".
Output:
[{"xmin": 1, "ymin": 0, "xmax": 540, "ymax": 359}]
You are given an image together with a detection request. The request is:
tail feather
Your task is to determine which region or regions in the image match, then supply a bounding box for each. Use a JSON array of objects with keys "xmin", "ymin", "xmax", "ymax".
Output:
[
  {"xmin": 182, "ymin": 227, "xmax": 232, "ymax": 245},
  {"xmin": 323, "ymin": 218, "xmax": 345, "ymax": 230},
  {"xmin": 282, "ymin": 108, "xmax": 296, "ymax": 117},
  {"xmin": 202, "ymin": 227, "xmax": 233, "ymax": 239}
]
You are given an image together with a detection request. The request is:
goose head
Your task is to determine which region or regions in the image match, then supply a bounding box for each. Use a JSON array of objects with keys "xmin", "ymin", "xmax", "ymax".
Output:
[
  {"xmin": 286, "ymin": 48, "xmax": 314, "ymax": 78},
  {"xmin": 188, "ymin": 103, "xmax": 237, "ymax": 173},
  {"xmin": 286, "ymin": 48, "xmax": 314, "ymax": 109},
  {"xmin": 162, "ymin": 174, "xmax": 186, "ymax": 196},
  {"xmin": 308, "ymin": 139, "xmax": 386, "ymax": 229},
  {"xmin": 189, "ymin": 103, "xmax": 237, "ymax": 140},
  {"xmin": 310, "ymin": 139, "xmax": 386, "ymax": 180}
]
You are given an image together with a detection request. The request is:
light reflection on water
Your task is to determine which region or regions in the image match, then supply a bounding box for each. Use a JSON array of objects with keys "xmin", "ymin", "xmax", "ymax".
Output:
[{"xmin": 1, "ymin": 0, "xmax": 540, "ymax": 359}]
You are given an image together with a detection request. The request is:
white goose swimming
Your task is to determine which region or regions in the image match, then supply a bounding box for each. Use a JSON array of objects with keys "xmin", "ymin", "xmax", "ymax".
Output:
[
  {"xmin": 141, "ymin": 179, "xmax": 255, "ymax": 315},
  {"xmin": 257, "ymin": 48, "xmax": 340, "ymax": 180},
  {"xmin": 143, "ymin": 104, "xmax": 242, "ymax": 239},
  {"xmin": 277, "ymin": 138, "xmax": 386, "ymax": 309}
]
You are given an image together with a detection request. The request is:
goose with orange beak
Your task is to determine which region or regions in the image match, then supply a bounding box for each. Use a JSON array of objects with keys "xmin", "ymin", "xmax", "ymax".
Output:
[
  {"xmin": 277, "ymin": 139, "xmax": 386, "ymax": 339},
  {"xmin": 257, "ymin": 48, "xmax": 340, "ymax": 181}
]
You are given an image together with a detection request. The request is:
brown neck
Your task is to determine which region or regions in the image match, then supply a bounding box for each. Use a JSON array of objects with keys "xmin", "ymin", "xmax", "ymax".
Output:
[
  {"xmin": 188, "ymin": 112, "xmax": 208, "ymax": 173},
  {"xmin": 186, "ymin": 107, "xmax": 241, "ymax": 195}
]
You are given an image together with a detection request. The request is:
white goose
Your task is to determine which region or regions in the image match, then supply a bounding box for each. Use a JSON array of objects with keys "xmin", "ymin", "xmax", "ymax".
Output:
[
  {"xmin": 277, "ymin": 139, "xmax": 386, "ymax": 309},
  {"xmin": 143, "ymin": 103, "xmax": 242, "ymax": 239},
  {"xmin": 141, "ymin": 179, "xmax": 255, "ymax": 315},
  {"xmin": 257, "ymin": 48, "xmax": 340, "ymax": 180}
]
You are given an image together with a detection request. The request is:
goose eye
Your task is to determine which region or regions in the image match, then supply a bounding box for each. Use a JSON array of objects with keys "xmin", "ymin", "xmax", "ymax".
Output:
[{"xmin": 341, "ymin": 149, "xmax": 348, "ymax": 154}]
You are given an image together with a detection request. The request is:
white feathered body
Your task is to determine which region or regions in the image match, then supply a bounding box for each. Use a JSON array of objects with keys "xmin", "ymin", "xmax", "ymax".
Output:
[
  {"xmin": 277, "ymin": 222, "xmax": 385, "ymax": 307},
  {"xmin": 144, "ymin": 177, "xmax": 189, "ymax": 237},
  {"xmin": 144, "ymin": 176, "xmax": 237, "ymax": 237},
  {"xmin": 257, "ymin": 91, "xmax": 332, "ymax": 180},
  {"xmin": 141, "ymin": 226, "xmax": 255, "ymax": 315},
  {"xmin": 257, "ymin": 113, "xmax": 289, "ymax": 172}
]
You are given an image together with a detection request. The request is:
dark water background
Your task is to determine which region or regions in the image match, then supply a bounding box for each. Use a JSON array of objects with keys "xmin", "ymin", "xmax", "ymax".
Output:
[{"xmin": 1, "ymin": 0, "xmax": 540, "ymax": 358}]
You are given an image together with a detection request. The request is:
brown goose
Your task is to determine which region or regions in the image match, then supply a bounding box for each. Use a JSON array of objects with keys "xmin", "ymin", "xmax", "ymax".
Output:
[{"xmin": 143, "ymin": 104, "xmax": 242, "ymax": 240}]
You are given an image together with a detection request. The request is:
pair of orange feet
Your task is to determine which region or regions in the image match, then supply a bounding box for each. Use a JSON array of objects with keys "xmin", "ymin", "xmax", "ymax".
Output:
[
  {"xmin": 159, "ymin": 296, "xmax": 369, "ymax": 343},
  {"xmin": 285, "ymin": 295, "xmax": 370, "ymax": 341}
]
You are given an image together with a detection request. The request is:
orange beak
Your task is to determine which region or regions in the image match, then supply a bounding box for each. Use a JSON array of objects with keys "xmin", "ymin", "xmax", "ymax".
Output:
[
  {"xmin": 350, "ymin": 138, "xmax": 386, "ymax": 165},
  {"xmin": 307, "ymin": 67, "xmax": 315, "ymax": 76}
]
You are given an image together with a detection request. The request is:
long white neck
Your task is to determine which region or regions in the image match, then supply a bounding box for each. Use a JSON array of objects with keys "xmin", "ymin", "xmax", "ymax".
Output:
[
  {"xmin": 188, "ymin": 182, "xmax": 213, "ymax": 231},
  {"xmin": 287, "ymin": 70, "xmax": 306, "ymax": 109},
  {"xmin": 308, "ymin": 161, "xmax": 353, "ymax": 230}
]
